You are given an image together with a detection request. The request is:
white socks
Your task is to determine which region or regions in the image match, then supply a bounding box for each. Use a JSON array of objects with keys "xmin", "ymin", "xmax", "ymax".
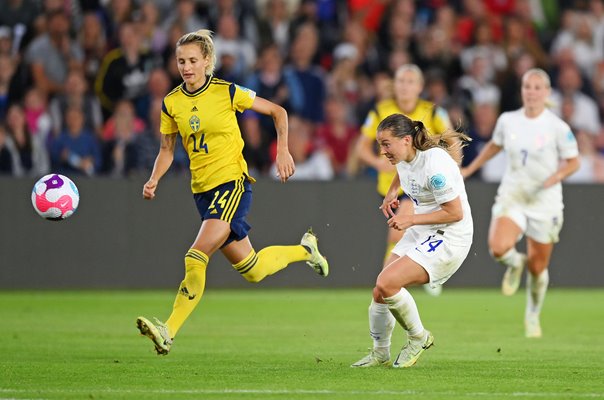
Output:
[
  {"xmin": 526, "ymin": 269, "xmax": 549, "ymax": 316},
  {"xmin": 383, "ymin": 288, "xmax": 425, "ymax": 338},
  {"xmin": 495, "ymin": 247, "xmax": 525, "ymax": 269},
  {"xmin": 368, "ymin": 300, "xmax": 395, "ymax": 349}
]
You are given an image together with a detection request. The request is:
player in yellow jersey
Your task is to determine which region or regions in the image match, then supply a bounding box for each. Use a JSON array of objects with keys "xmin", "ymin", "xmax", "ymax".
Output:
[
  {"xmin": 136, "ymin": 29, "xmax": 328, "ymax": 356},
  {"xmin": 356, "ymin": 64, "xmax": 453, "ymax": 281}
]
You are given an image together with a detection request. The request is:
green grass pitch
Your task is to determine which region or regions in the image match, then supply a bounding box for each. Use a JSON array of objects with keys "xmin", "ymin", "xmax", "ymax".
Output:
[{"xmin": 1, "ymin": 288, "xmax": 603, "ymax": 400}]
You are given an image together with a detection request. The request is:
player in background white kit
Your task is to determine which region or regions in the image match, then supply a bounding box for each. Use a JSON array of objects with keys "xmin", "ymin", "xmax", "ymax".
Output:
[
  {"xmin": 462, "ymin": 68, "xmax": 580, "ymax": 338},
  {"xmin": 351, "ymin": 113, "xmax": 473, "ymax": 368}
]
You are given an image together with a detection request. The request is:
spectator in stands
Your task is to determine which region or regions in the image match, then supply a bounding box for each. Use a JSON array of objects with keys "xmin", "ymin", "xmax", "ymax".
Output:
[
  {"xmin": 240, "ymin": 111, "xmax": 271, "ymax": 175},
  {"xmin": 101, "ymin": 99, "xmax": 145, "ymax": 143},
  {"xmin": 139, "ymin": 1, "xmax": 168, "ymax": 55},
  {"xmin": 0, "ymin": 26, "xmax": 30, "ymax": 105},
  {"xmin": 269, "ymin": 114, "xmax": 333, "ymax": 180},
  {"xmin": 162, "ymin": 23, "xmax": 186, "ymax": 88},
  {"xmin": 464, "ymin": 102, "xmax": 506, "ymax": 182},
  {"xmin": 342, "ymin": 18, "xmax": 381, "ymax": 77},
  {"xmin": 246, "ymin": 44, "xmax": 304, "ymax": 115},
  {"xmin": 550, "ymin": 63, "xmax": 601, "ymax": 136},
  {"xmin": 550, "ymin": 10, "xmax": 601, "ymax": 79},
  {"xmin": 161, "ymin": 0, "xmax": 207, "ymax": 37},
  {"xmin": 316, "ymin": 96, "xmax": 359, "ymax": 178},
  {"xmin": 456, "ymin": 0, "xmax": 501, "ymax": 46},
  {"xmin": 287, "ymin": 22, "xmax": 326, "ymax": 124},
  {"xmin": 22, "ymin": 87, "xmax": 51, "ymax": 145},
  {"xmin": 78, "ymin": 12, "xmax": 107, "ymax": 88},
  {"xmin": 424, "ymin": 69, "xmax": 453, "ymax": 110},
  {"xmin": 102, "ymin": 98, "xmax": 141, "ymax": 177},
  {"xmin": 95, "ymin": 20, "xmax": 158, "ymax": 119},
  {"xmin": 51, "ymin": 105, "xmax": 101, "ymax": 176},
  {"xmin": 560, "ymin": 97, "xmax": 604, "ymax": 183},
  {"xmin": 0, "ymin": 0, "xmax": 41, "ymax": 51},
  {"xmin": 499, "ymin": 52, "xmax": 537, "ymax": 113},
  {"xmin": 0, "ymin": 53, "xmax": 17, "ymax": 119},
  {"xmin": 139, "ymin": 68, "xmax": 171, "ymax": 123},
  {"xmin": 49, "ymin": 69, "xmax": 103, "ymax": 138},
  {"xmin": 5, "ymin": 104, "xmax": 49, "ymax": 176},
  {"xmin": 3, "ymin": 106, "xmax": 32, "ymax": 176},
  {"xmin": 0, "ymin": 123, "xmax": 13, "ymax": 174},
  {"xmin": 40, "ymin": 0, "xmax": 83, "ymax": 32},
  {"xmin": 257, "ymin": 0, "xmax": 292, "ymax": 56},
  {"xmin": 213, "ymin": 14, "xmax": 257, "ymax": 82},
  {"xmin": 214, "ymin": 42, "xmax": 243, "ymax": 83},
  {"xmin": 25, "ymin": 10, "xmax": 83, "ymax": 96},
  {"xmin": 460, "ymin": 20, "xmax": 508, "ymax": 81},
  {"xmin": 99, "ymin": 0, "xmax": 137, "ymax": 48},
  {"xmin": 379, "ymin": 10, "xmax": 413, "ymax": 64},
  {"xmin": 208, "ymin": 0, "xmax": 259, "ymax": 50},
  {"xmin": 244, "ymin": 44, "xmax": 303, "ymax": 169},
  {"xmin": 349, "ymin": 0, "xmax": 392, "ymax": 34},
  {"xmin": 457, "ymin": 51, "xmax": 501, "ymax": 110},
  {"xmin": 132, "ymin": 97, "xmax": 188, "ymax": 174},
  {"xmin": 502, "ymin": 14, "xmax": 549, "ymax": 70},
  {"xmin": 414, "ymin": 20, "xmax": 463, "ymax": 87},
  {"xmin": 327, "ymin": 42, "xmax": 363, "ymax": 123},
  {"xmin": 289, "ymin": 0, "xmax": 341, "ymax": 64}
]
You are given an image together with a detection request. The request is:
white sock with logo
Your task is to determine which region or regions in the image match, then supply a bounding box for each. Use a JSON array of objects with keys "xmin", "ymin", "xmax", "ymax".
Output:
[
  {"xmin": 383, "ymin": 288, "xmax": 425, "ymax": 339},
  {"xmin": 495, "ymin": 247, "xmax": 525, "ymax": 269},
  {"xmin": 526, "ymin": 269, "xmax": 549, "ymax": 316},
  {"xmin": 369, "ymin": 300, "xmax": 395, "ymax": 350}
]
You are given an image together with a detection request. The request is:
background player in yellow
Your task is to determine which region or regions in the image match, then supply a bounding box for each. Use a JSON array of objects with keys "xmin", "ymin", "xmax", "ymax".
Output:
[
  {"xmin": 135, "ymin": 29, "xmax": 328, "ymax": 356},
  {"xmin": 355, "ymin": 64, "xmax": 454, "ymax": 297}
]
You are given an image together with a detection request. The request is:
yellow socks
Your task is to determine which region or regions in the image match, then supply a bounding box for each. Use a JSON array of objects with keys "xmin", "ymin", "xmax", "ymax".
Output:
[
  {"xmin": 166, "ymin": 249, "xmax": 208, "ymax": 337},
  {"xmin": 233, "ymin": 246, "xmax": 309, "ymax": 283}
]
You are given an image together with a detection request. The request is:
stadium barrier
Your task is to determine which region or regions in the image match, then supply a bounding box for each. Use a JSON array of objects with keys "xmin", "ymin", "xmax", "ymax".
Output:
[{"xmin": 1, "ymin": 177, "xmax": 602, "ymax": 289}]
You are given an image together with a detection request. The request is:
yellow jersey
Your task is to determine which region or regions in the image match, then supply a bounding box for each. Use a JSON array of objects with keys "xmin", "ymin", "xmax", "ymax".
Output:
[
  {"xmin": 161, "ymin": 76, "xmax": 256, "ymax": 193},
  {"xmin": 361, "ymin": 98, "xmax": 451, "ymax": 196}
]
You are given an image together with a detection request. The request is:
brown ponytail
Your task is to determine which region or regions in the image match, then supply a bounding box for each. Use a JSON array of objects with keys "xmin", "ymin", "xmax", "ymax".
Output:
[{"xmin": 377, "ymin": 113, "xmax": 471, "ymax": 164}]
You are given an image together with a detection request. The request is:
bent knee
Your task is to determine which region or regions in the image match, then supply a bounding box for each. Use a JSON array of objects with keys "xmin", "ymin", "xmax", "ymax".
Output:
[
  {"xmin": 375, "ymin": 277, "xmax": 398, "ymax": 299},
  {"xmin": 527, "ymin": 258, "xmax": 548, "ymax": 275},
  {"xmin": 372, "ymin": 286, "xmax": 383, "ymax": 302},
  {"xmin": 489, "ymin": 243, "xmax": 513, "ymax": 259}
]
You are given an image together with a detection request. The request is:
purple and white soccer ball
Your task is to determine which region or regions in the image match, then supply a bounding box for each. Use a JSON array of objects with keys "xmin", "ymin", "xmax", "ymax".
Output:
[{"xmin": 31, "ymin": 174, "xmax": 80, "ymax": 221}]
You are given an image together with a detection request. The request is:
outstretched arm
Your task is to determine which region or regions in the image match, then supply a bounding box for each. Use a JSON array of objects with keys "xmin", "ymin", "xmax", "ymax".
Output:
[
  {"xmin": 251, "ymin": 96, "xmax": 294, "ymax": 182},
  {"xmin": 461, "ymin": 140, "xmax": 502, "ymax": 178},
  {"xmin": 143, "ymin": 133, "xmax": 176, "ymax": 199}
]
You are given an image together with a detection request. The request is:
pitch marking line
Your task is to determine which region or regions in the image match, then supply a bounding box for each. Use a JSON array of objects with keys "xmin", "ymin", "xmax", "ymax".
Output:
[{"xmin": 2, "ymin": 388, "xmax": 604, "ymax": 398}]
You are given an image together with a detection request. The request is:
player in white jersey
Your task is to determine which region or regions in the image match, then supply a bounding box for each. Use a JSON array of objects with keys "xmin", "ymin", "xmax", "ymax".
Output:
[
  {"xmin": 462, "ymin": 69, "xmax": 580, "ymax": 338},
  {"xmin": 351, "ymin": 113, "xmax": 472, "ymax": 368}
]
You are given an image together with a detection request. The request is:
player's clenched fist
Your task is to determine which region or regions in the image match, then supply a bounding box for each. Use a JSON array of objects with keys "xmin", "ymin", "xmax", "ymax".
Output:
[{"xmin": 143, "ymin": 178, "xmax": 158, "ymax": 199}]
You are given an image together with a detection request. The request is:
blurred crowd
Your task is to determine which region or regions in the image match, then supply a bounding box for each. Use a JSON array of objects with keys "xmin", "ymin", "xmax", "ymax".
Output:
[{"xmin": 1, "ymin": 0, "xmax": 604, "ymax": 183}]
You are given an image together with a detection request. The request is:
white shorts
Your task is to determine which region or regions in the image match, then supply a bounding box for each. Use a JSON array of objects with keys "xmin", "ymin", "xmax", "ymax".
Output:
[
  {"xmin": 491, "ymin": 201, "xmax": 563, "ymax": 244},
  {"xmin": 391, "ymin": 227, "xmax": 471, "ymax": 287}
]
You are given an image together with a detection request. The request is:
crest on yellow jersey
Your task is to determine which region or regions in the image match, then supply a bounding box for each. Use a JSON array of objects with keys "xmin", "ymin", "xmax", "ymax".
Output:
[{"xmin": 189, "ymin": 115, "xmax": 200, "ymax": 132}]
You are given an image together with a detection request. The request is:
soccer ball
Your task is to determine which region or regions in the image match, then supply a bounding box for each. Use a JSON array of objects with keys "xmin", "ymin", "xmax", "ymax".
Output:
[{"xmin": 31, "ymin": 174, "xmax": 80, "ymax": 221}]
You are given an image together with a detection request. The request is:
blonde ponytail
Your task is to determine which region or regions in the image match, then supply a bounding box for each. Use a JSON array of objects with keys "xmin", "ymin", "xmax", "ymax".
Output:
[{"xmin": 176, "ymin": 29, "xmax": 217, "ymax": 75}]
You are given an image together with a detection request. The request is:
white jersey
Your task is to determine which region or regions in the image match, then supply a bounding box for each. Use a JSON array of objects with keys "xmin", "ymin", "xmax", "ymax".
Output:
[
  {"xmin": 395, "ymin": 147, "xmax": 473, "ymax": 245},
  {"xmin": 492, "ymin": 108, "xmax": 579, "ymax": 212}
]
